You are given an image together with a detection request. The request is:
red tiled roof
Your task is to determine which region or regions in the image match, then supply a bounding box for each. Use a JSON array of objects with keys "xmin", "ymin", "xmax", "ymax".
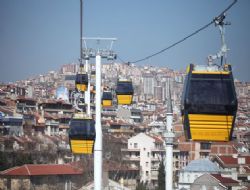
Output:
[
  {"xmin": 1, "ymin": 164, "xmax": 83, "ymax": 176},
  {"xmin": 16, "ymin": 96, "xmax": 36, "ymax": 102},
  {"xmin": 146, "ymin": 134, "xmax": 164, "ymax": 144},
  {"xmin": 152, "ymin": 136, "xmax": 164, "ymax": 144},
  {"xmin": 44, "ymin": 112, "xmax": 58, "ymax": 120},
  {"xmin": 211, "ymin": 174, "xmax": 239, "ymax": 185},
  {"xmin": 217, "ymin": 155, "xmax": 250, "ymax": 165},
  {"xmin": 41, "ymin": 99, "xmax": 71, "ymax": 105}
]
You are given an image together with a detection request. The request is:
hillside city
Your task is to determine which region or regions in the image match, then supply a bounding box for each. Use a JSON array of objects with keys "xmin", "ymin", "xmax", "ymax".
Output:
[{"xmin": 0, "ymin": 62, "xmax": 250, "ymax": 190}]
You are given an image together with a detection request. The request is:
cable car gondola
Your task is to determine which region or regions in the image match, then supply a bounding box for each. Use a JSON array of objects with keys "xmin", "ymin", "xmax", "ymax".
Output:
[
  {"xmin": 75, "ymin": 72, "xmax": 88, "ymax": 92},
  {"xmin": 181, "ymin": 64, "xmax": 237, "ymax": 141},
  {"xmin": 115, "ymin": 79, "xmax": 134, "ymax": 105},
  {"xmin": 102, "ymin": 91, "xmax": 113, "ymax": 107},
  {"xmin": 68, "ymin": 113, "xmax": 95, "ymax": 154}
]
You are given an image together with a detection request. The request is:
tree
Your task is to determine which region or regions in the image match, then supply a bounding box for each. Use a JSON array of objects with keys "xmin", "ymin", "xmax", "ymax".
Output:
[
  {"xmin": 14, "ymin": 152, "xmax": 33, "ymax": 166},
  {"xmin": 136, "ymin": 182, "xmax": 148, "ymax": 190},
  {"xmin": 0, "ymin": 152, "xmax": 9, "ymax": 171},
  {"xmin": 157, "ymin": 160, "xmax": 165, "ymax": 190}
]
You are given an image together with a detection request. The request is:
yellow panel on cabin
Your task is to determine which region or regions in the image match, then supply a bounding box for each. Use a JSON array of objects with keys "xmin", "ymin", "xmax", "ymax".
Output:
[
  {"xmin": 192, "ymin": 71, "xmax": 230, "ymax": 75},
  {"xmin": 76, "ymin": 84, "xmax": 87, "ymax": 92},
  {"xmin": 190, "ymin": 128, "xmax": 231, "ymax": 141},
  {"xmin": 190, "ymin": 121, "xmax": 232, "ymax": 127},
  {"xmin": 188, "ymin": 114, "xmax": 233, "ymax": 122},
  {"xmin": 102, "ymin": 100, "xmax": 112, "ymax": 107},
  {"xmin": 117, "ymin": 95, "xmax": 133, "ymax": 105},
  {"xmin": 70, "ymin": 140, "xmax": 94, "ymax": 154}
]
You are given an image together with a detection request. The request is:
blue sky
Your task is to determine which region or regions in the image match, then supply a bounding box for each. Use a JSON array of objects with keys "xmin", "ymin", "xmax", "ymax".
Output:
[{"xmin": 0, "ymin": 0, "xmax": 249, "ymax": 82}]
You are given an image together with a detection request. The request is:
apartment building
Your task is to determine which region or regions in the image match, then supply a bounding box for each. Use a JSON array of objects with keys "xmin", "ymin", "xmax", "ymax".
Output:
[
  {"xmin": 39, "ymin": 100, "xmax": 73, "ymax": 136},
  {"xmin": 121, "ymin": 133, "xmax": 164, "ymax": 189}
]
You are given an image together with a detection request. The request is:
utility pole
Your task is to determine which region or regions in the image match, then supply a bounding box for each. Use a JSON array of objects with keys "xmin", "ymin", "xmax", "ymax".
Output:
[
  {"xmin": 79, "ymin": 0, "xmax": 91, "ymax": 115},
  {"xmin": 78, "ymin": 2, "xmax": 117, "ymax": 188},
  {"xmin": 85, "ymin": 59, "xmax": 91, "ymax": 115},
  {"xmin": 95, "ymin": 53, "xmax": 102, "ymax": 189},
  {"xmin": 164, "ymin": 79, "xmax": 175, "ymax": 190},
  {"xmin": 82, "ymin": 37, "xmax": 117, "ymax": 190}
]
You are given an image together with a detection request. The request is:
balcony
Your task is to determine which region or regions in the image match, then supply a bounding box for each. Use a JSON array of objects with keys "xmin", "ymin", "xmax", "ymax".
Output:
[
  {"xmin": 45, "ymin": 120, "xmax": 59, "ymax": 126},
  {"xmin": 151, "ymin": 157, "xmax": 161, "ymax": 162},
  {"xmin": 151, "ymin": 166, "xmax": 158, "ymax": 171},
  {"xmin": 121, "ymin": 148, "xmax": 140, "ymax": 152},
  {"xmin": 123, "ymin": 155, "xmax": 140, "ymax": 161},
  {"xmin": 151, "ymin": 148, "xmax": 165, "ymax": 152}
]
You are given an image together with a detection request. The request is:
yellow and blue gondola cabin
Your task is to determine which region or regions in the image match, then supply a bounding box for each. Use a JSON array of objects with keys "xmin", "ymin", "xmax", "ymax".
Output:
[
  {"xmin": 181, "ymin": 64, "xmax": 237, "ymax": 142},
  {"xmin": 115, "ymin": 79, "xmax": 134, "ymax": 105},
  {"xmin": 69, "ymin": 113, "xmax": 95, "ymax": 154},
  {"xmin": 75, "ymin": 73, "xmax": 88, "ymax": 92},
  {"xmin": 102, "ymin": 91, "xmax": 113, "ymax": 107}
]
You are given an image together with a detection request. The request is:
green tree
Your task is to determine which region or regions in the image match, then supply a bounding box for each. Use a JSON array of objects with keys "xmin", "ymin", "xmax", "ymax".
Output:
[
  {"xmin": 157, "ymin": 160, "xmax": 165, "ymax": 190},
  {"xmin": 136, "ymin": 182, "xmax": 148, "ymax": 190},
  {"xmin": 0, "ymin": 152, "xmax": 9, "ymax": 171}
]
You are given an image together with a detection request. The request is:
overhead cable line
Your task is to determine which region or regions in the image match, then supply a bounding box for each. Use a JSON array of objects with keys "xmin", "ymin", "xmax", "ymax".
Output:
[
  {"xmin": 130, "ymin": 21, "xmax": 214, "ymax": 64},
  {"xmin": 122, "ymin": 0, "xmax": 237, "ymax": 64}
]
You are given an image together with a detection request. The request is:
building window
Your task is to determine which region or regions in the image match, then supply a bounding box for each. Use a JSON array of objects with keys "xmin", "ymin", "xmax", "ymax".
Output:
[
  {"xmin": 146, "ymin": 171, "xmax": 149, "ymax": 176},
  {"xmin": 200, "ymin": 142, "xmax": 211, "ymax": 150},
  {"xmin": 175, "ymin": 161, "xmax": 179, "ymax": 168},
  {"xmin": 146, "ymin": 162, "xmax": 149, "ymax": 167},
  {"xmin": 134, "ymin": 143, "xmax": 138, "ymax": 148},
  {"xmin": 147, "ymin": 152, "xmax": 150, "ymax": 157}
]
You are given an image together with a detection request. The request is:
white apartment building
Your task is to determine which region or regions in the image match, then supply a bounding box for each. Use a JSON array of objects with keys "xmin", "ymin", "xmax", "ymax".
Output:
[
  {"xmin": 142, "ymin": 73, "xmax": 155, "ymax": 97},
  {"xmin": 121, "ymin": 133, "xmax": 164, "ymax": 188}
]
